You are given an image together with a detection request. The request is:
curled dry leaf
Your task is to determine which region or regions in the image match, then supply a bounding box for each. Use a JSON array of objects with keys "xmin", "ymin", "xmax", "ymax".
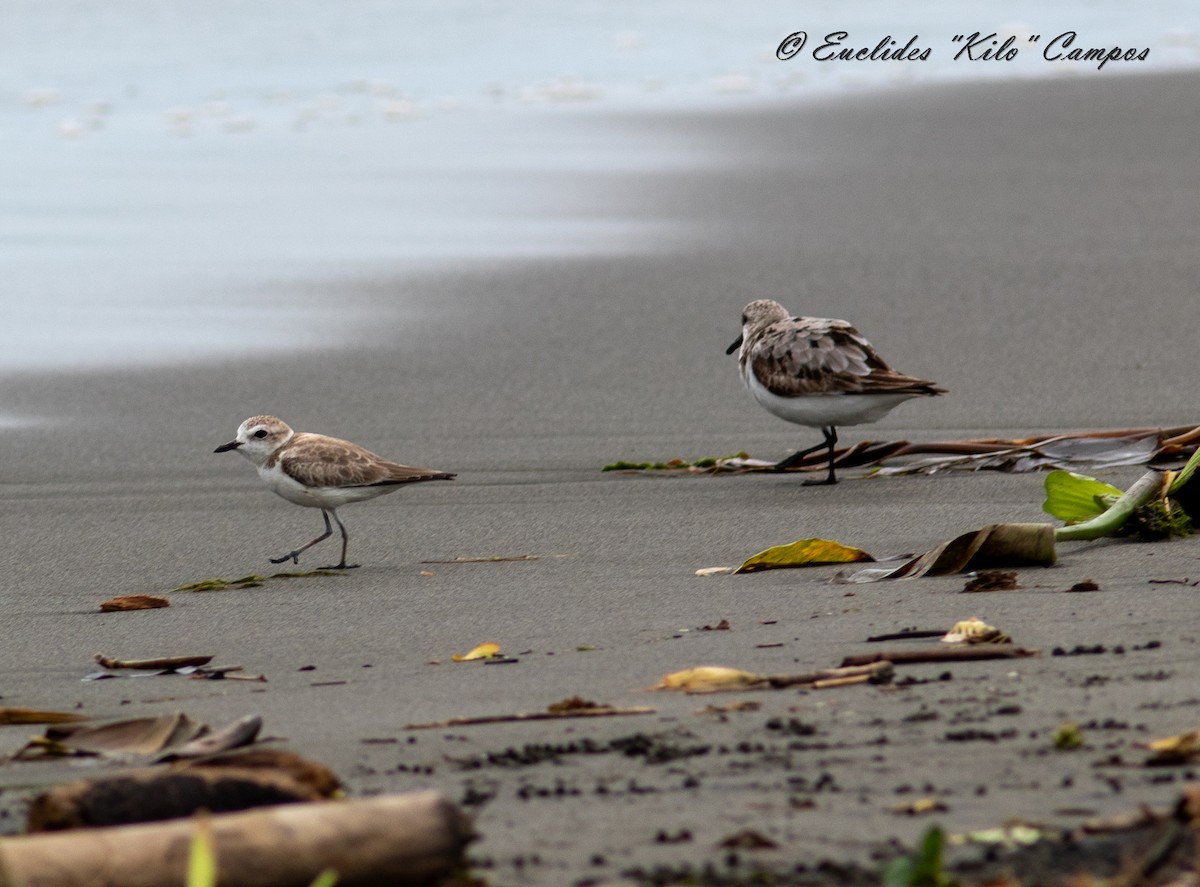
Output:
[
  {"xmin": 839, "ymin": 523, "xmax": 1056, "ymax": 583},
  {"xmin": 651, "ymin": 666, "xmax": 766, "ymax": 693},
  {"xmin": 451, "ymin": 642, "xmax": 502, "ymax": 662},
  {"xmin": 17, "ymin": 712, "xmax": 209, "ymax": 759},
  {"xmin": 159, "ymin": 714, "xmax": 263, "ymax": 761},
  {"xmin": 99, "ymin": 595, "xmax": 169, "ymax": 612},
  {"xmin": 894, "ymin": 797, "xmax": 949, "ymax": 816},
  {"xmin": 1139, "ymin": 729, "xmax": 1200, "ymax": 764},
  {"xmin": 94, "ymin": 653, "xmax": 214, "ymax": 671},
  {"xmin": 941, "ymin": 618, "xmax": 1010, "ymax": 645}
]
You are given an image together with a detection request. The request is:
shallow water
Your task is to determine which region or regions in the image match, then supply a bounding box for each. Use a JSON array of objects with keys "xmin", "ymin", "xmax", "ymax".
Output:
[{"xmin": 0, "ymin": 0, "xmax": 1195, "ymax": 372}]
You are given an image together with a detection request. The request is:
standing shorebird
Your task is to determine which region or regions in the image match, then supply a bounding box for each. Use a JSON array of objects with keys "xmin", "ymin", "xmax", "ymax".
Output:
[
  {"xmin": 214, "ymin": 415, "xmax": 455, "ymax": 569},
  {"xmin": 727, "ymin": 299, "xmax": 944, "ymax": 485}
]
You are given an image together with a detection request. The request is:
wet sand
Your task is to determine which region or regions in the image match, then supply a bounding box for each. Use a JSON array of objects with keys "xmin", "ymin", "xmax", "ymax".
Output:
[{"xmin": 2, "ymin": 70, "xmax": 1200, "ymax": 884}]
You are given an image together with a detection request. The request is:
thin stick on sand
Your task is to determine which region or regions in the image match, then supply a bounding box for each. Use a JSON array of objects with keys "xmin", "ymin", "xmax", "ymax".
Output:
[{"xmin": 406, "ymin": 705, "xmax": 655, "ymax": 730}]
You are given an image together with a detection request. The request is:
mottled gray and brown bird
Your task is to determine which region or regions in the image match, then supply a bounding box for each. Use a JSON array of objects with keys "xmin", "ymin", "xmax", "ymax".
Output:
[{"xmin": 727, "ymin": 299, "xmax": 944, "ymax": 484}]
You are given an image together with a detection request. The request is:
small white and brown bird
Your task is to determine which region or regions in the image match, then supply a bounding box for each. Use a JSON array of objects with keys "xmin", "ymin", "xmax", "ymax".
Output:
[
  {"xmin": 215, "ymin": 416, "xmax": 454, "ymax": 569},
  {"xmin": 727, "ymin": 299, "xmax": 944, "ymax": 485}
]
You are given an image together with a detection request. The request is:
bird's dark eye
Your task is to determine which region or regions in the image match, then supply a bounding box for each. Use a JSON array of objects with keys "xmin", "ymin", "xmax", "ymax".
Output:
[
  {"xmin": 254, "ymin": 429, "xmax": 268, "ymax": 439},
  {"xmin": 741, "ymin": 314, "xmax": 748, "ymax": 324}
]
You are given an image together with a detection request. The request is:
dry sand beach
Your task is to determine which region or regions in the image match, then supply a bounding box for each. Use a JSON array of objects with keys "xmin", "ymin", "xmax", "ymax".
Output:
[{"xmin": 3, "ymin": 69, "xmax": 1200, "ymax": 885}]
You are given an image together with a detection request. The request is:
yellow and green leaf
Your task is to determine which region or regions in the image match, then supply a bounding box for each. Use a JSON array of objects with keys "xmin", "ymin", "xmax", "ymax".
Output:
[{"xmin": 735, "ymin": 538, "xmax": 873, "ymax": 574}]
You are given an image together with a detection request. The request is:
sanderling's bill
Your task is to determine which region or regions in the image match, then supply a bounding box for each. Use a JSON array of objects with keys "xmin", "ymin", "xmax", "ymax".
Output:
[
  {"xmin": 727, "ymin": 299, "xmax": 944, "ymax": 485},
  {"xmin": 214, "ymin": 415, "xmax": 454, "ymax": 569}
]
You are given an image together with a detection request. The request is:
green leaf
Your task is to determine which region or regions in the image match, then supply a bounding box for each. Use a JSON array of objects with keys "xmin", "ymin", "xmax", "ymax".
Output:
[
  {"xmin": 1169, "ymin": 444, "xmax": 1200, "ymax": 494},
  {"xmin": 1043, "ymin": 471, "xmax": 1124, "ymax": 524},
  {"xmin": 735, "ymin": 538, "xmax": 874, "ymax": 574},
  {"xmin": 308, "ymin": 870, "xmax": 339, "ymax": 887},
  {"xmin": 884, "ymin": 826, "xmax": 952, "ymax": 887},
  {"xmin": 1053, "ymin": 721, "xmax": 1084, "ymax": 750},
  {"xmin": 883, "ymin": 856, "xmax": 916, "ymax": 887},
  {"xmin": 186, "ymin": 819, "xmax": 218, "ymax": 887},
  {"xmin": 1054, "ymin": 470, "xmax": 1166, "ymax": 542}
]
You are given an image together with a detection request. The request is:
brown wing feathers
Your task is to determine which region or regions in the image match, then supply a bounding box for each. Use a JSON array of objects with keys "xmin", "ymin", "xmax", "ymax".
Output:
[
  {"xmin": 275, "ymin": 434, "xmax": 456, "ymax": 489},
  {"xmin": 750, "ymin": 318, "xmax": 944, "ymax": 398}
]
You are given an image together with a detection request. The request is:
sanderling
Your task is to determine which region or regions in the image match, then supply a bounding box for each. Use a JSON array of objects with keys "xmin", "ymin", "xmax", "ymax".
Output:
[
  {"xmin": 727, "ymin": 299, "xmax": 944, "ymax": 485},
  {"xmin": 214, "ymin": 415, "xmax": 455, "ymax": 569}
]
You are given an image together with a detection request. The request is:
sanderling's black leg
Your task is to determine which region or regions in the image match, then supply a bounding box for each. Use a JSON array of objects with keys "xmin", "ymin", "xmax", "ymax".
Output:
[{"xmin": 800, "ymin": 427, "xmax": 839, "ymax": 486}]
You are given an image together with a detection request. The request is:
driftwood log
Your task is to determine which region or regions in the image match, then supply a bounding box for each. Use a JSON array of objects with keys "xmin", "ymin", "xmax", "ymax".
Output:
[{"xmin": 0, "ymin": 792, "xmax": 473, "ymax": 887}]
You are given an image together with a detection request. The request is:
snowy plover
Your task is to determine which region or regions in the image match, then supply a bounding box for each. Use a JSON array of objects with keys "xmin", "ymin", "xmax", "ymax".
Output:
[{"xmin": 215, "ymin": 415, "xmax": 454, "ymax": 568}]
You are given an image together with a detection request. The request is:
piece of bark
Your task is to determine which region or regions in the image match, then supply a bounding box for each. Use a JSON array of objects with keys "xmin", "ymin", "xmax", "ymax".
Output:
[
  {"xmin": 4, "ymin": 792, "xmax": 471, "ymax": 887},
  {"xmin": 840, "ymin": 647, "xmax": 1039, "ymax": 667}
]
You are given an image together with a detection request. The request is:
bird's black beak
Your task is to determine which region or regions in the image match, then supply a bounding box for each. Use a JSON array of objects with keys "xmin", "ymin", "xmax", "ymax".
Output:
[
  {"xmin": 725, "ymin": 334, "xmax": 743, "ymax": 356},
  {"xmin": 214, "ymin": 440, "xmax": 241, "ymax": 453}
]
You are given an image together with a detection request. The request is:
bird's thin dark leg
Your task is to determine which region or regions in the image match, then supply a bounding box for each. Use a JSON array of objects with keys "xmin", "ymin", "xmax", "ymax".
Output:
[
  {"xmin": 801, "ymin": 427, "xmax": 839, "ymax": 486},
  {"xmin": 270, "ymin": 509, "xmax": 334, "ymax": 565},
  {"xmin": 774, "ymin": 432, "xmax": 832, "ymax": 471},
  {"xmin": 318, "ymin": 510, "xmax": 360, "ymax": 570}
]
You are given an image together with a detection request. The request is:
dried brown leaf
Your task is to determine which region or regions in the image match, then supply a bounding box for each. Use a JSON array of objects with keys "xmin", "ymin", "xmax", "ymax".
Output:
[
  {"xmin": 0, "ymin": 708, "xmax": 88, "ymax": 726},
  {"xmin": 650, "ymin": 666, "xmax": 766, "ymax": 693},
  {"xmin": 942, "ymin": 618, "xmax": 1011, "ymax": 645},
  {"xmin": 99, "ymin": 595, "xmax": 170, "ymax": 612},
  {"xmin": 21, "ymin": 712, "xmax": 208, "ymax": 759},
  {"xmin": 94, "ymin": 653, "xmax": 214, "ymax": 670}
]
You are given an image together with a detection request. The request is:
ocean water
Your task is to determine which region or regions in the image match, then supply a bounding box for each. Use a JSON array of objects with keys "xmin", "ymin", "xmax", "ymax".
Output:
[{"xmin": 1, "ymin": 1, "xmax": 1196, "ymax": 372}]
